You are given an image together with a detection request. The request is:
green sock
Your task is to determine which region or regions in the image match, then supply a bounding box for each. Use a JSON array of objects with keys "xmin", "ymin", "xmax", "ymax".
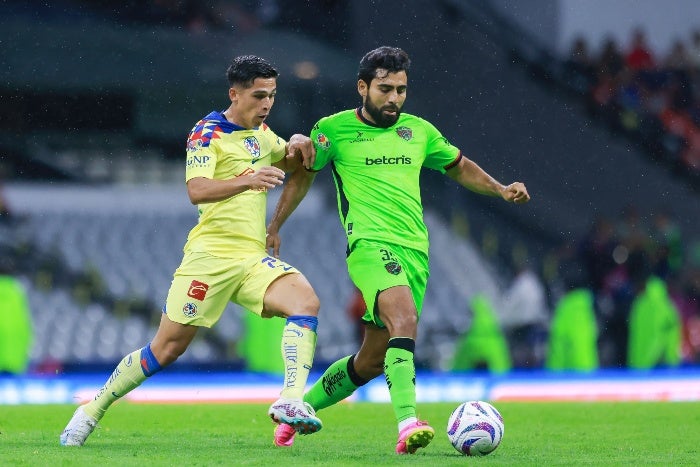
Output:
[
  {"xmin": 384, "ymin": 341, "xmax": 417, "ymax": 423},
  {"xmin": 280, "ymin": 320, "xmax": 317, "ymax": 399},
  {"xmin": 304, "ymin": 355, "xmax": 359, "ymax": 411},
  {"xmin": 83, "ymin": 349, "xmax": 148, "ymax": 421}
]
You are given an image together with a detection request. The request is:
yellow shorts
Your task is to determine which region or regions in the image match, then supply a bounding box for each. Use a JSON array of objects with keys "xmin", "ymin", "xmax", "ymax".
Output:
[{"xmin": 164, "ymin": 250, "xmax": 298, "ymax": 327}]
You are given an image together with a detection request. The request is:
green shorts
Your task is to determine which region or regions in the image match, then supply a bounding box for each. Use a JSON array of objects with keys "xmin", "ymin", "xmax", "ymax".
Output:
[
  {"xmin": 346, "ymin": 239, "xmax": 429, "ymax": 328},
  {"xmin": 164, "ymin": 250, "xmax": 298, "ymax": 327}
]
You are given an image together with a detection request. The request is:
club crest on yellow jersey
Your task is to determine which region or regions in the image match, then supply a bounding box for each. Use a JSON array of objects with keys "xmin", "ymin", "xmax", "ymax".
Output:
[{"xmin": 244, "ymin": 136, "xmax": 261, "ymax": 163}]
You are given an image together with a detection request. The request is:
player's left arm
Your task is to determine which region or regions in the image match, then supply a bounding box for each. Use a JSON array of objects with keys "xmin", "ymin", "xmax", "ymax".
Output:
[
  {"xmin": 267, "ymin": 137, "xmax": 317, "ymax": 257},
  {"xmin": 273, "ymin": 134, "xmax": 316, "ymax": 172},
  {"xmin": 446, "ymin": 154, "xmax": 530, "ymax": 204},
  {"xmin": 266, "ymin": 169, "xmax": 316, "ymax": 258}
]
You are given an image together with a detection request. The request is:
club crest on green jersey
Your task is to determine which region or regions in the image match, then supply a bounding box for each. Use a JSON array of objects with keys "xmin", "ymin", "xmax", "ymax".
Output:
[
  {"xmin": 315, "ymin": 133, "xmax": 331, "ymax": 149},
  {"xmin": 385, "ymin": 261, "xmax": 402, "ymax": 275},
  {"xmin": 395, "ymin": 126, "xmax": 413, "ymax": 141}
]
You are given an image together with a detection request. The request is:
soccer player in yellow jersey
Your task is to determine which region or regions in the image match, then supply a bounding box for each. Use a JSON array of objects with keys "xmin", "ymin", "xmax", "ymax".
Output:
[{"xmin": 60, "ymin": 55, "xmax": 323, "ymax": 446}]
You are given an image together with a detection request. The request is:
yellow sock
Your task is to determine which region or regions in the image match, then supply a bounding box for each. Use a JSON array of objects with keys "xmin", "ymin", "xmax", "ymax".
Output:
[
  {"xmin": 280, "ymin": 319, "xmax": 317, "ymax": 399},
  {"xmin": 83, "ymin": 348, "xmax": 148, "ymax": 420}
]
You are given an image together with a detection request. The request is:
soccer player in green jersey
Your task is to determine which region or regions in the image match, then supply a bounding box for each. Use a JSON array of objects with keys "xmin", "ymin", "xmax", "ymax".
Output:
[
  {"xmin": 60, "ymin": 55, "xmax": 323, "ymax": 446},
  {"xmin": 267, "ymin": 46, "xmax": 530, "ymax": 454}
]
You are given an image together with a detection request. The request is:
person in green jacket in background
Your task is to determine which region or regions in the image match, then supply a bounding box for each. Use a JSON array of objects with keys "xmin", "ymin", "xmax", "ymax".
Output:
[
  {"xmin": 546, "ymin": 287, "xmax": 599, "ymax": 371},
  {"xmin": 450, "ymin": 294, "xmax": 511, "ymax": 373},
  {"xmin": 0, "ymin": 258, "xmax": 33, "ymax": 374},
  {"xmin": 240, "ymin": 310, "xmax": 284, "ymax": 374},
  {"xmin": 628, "ymin": 275, "xmax": 681, "ymax": 369},
  {"xmin": 544, "ymin": 263, "xmax": 598, "ymax": 371}
]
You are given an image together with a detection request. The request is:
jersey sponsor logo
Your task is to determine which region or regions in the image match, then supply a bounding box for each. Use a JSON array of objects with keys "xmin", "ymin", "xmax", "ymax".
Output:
[
  {"xmin": 396, "ymin": 126, "xmax": 413, "ymax": 141},
  {"xmin": 350, "ymin": 130, "xmax": 374, "ymax": 143},
  {"xmin": 236, "ymin": 167, "xmax": 268, "ymax": 192},
  {"xmin": 315, "ymin": 133, "xmax": 331, "ymax": 149},
  {"xmin": 322, "ymin": 367, "xmax": 347, "ymax": 396},
  {"xmin": 243, "ymin": 136, "xmax": 262, "ymax": 163},
  {"xmin": 183, "ymin": 302, "xmax": 198, "ymax": 317},
  {"xmin": 385, "ymin": 261, "xmax": 402, "ymax": 275},
  {"xmin": 187, "ymin": 280, "xmax": 210, "ymax": 300},
  {"xmin": 186, "ymin": 154, "xmax": 211, "ymax": 168},
  {"xmin": 365, "ymin": 155, "xmax": 412, "ymax": 165}
]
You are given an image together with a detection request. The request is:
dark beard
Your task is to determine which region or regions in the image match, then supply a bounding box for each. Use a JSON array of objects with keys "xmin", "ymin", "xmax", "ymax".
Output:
[{"xmin": 364, "ymin": 98, "xmax": 400, "ymax": 128}]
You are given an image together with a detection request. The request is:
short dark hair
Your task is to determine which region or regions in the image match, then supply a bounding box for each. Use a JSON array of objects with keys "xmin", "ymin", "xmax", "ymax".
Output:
[
  {"xmin": 226, "ymin": 55, "xmax": 279, "ymax": 88},
  {"xmin": 358, "ymin": 46, "xmax": 410, "ymax": 85}
]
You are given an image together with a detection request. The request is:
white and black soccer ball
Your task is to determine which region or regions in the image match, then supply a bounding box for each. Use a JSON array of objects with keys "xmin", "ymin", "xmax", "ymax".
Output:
[{"xmin": 446, "ymin": 400, "xmax": 504, "ymax": 456}]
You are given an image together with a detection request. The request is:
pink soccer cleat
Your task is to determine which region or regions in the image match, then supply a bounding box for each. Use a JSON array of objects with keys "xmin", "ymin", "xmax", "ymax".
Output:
[
  {"xmin": 273, "ymin": 423, "xmax": 297, "ymax": 447},
  {"xmin": 395, "ymin": 420, "xmax": 434, "ymax": 454}
]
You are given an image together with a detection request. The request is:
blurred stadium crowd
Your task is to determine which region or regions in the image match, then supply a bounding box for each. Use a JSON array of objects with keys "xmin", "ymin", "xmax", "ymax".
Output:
[
  {"xmin": 1, "ymin": 1, "xmax": 699, "ymax": 376},
  {"xmin": 560, "ymin": 27, "xmax": 700, "ymax": 182}
]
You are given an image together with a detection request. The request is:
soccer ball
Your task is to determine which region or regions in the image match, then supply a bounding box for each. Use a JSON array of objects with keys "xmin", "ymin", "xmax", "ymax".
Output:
[{"xmin": 446, "ymin": 400, "xmax": 504, "ymax": 456}]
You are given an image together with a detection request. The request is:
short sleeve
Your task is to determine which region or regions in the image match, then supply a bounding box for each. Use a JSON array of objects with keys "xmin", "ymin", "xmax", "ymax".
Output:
[
  {"xmin": 185, "ymin": 125, "xmax": 217, "ymax": 182},
  {"xmin": 310, "ymin": 118, "xmax": 334, "ymax": 171},
  {"xmin": 263, "ymin": 124, "xmax": 287, "ymax": 164},
  {"xmin": 421, "ymin": 119, "xmax": 461, "ymax": 173}
]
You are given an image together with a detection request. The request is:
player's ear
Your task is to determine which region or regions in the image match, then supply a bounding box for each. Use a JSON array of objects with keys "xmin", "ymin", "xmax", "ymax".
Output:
[
  {"xmin": 228, "ymin": 87, "xmax": 237, "ymax": 102},
  {"xmin": 357, "ymin": 79, "xmax": 367, "ymax": 98}
]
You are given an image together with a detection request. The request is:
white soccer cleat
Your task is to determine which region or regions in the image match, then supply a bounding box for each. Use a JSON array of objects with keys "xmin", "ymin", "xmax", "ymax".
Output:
[
  {"xmin": 268, "ymin": 398, "xmax": 322, "ymax": 435},
  {"xmin": 60, "ymin": 406, "xmax": 98, "ymax": 446}
]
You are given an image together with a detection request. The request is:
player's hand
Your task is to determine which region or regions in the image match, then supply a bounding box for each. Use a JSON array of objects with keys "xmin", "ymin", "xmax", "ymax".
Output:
[
  {"xmin": 248, "ymin": 166, "xmax": 285, "ymax": 191},
  {"xmin": 266, "ymin": 226, "xmax": 282, "ymax": 258},
  {"xmin": 502, "ymin": 182, "xmax": 530, "ymax": 204},
  {"xmin": 287, "ymin": 134, "xmax": 316, "ymax": 170}
]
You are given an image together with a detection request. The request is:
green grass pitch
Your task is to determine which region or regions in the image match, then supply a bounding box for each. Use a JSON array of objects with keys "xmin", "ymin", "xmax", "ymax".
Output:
[{"xmin": 1, "ymin": 401, "xmax": 699, "ymax": 465}]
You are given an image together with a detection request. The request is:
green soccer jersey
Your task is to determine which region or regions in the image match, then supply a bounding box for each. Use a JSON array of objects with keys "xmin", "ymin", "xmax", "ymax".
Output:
[{"xmin": 310, "ymin": 108, "xmax": 461, "ymax": 254}]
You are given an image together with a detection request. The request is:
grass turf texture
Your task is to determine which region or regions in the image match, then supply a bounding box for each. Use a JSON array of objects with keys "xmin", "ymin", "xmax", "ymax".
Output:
[{"xmin": 1, "ymin": 401, "xmax": 699, "ymax": 465}]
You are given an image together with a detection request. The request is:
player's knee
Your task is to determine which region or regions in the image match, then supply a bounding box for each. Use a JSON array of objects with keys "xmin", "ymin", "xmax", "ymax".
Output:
[
  {"xmin": 384, "ymin": 312, "xmax": 417, "ymax": 337},
  {"xmin": 292, "ymin": 287, "xmax": 320, "ymax": 316}
]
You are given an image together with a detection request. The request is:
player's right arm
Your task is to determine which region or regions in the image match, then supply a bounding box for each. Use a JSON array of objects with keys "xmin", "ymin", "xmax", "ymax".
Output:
[
  {"xmin": 186, "ymin": 168, "xmax": 285, "ymax": 205},
  {"xmin": 266, "ymin": 167, "xmax": 316, "ymax": 258},
  {"xmin": 266, "ymin": 119, "xmax": 333, "ymax": 257}
]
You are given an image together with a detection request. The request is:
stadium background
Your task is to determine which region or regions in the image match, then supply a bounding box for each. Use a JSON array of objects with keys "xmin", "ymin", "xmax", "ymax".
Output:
[{"xmin": 1, "ymin": 0, "xmax": 700, "ymax": 403}]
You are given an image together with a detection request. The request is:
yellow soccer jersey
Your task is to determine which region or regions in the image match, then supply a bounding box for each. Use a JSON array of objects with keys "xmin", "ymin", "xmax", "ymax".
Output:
[{"xmin": 183, "ymin": 111, "xmax": 286, "ymax": 257}]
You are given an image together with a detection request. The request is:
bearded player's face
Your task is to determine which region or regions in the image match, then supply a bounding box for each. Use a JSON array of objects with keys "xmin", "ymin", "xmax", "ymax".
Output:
[{"xmin": 359, "ymin": 69, "xmax": 407, "ymax": 128}]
